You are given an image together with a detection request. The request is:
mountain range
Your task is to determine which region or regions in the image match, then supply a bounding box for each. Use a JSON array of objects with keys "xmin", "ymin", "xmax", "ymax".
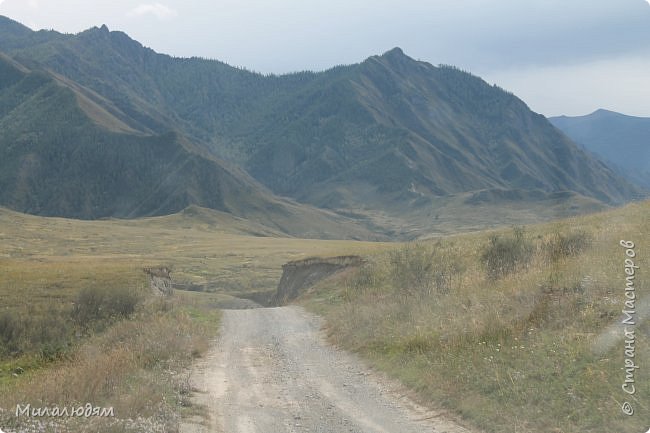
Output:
[
  {"xmin": 0, "ymin": 16, "xmax": 642, "ymax": 238},
  {"xmin": 550, "ymin": 109, "xmax": 650, "ymax": 190}
]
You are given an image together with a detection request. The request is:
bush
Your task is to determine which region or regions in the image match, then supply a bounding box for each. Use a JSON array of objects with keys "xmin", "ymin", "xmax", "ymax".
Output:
[
  {"xmin": 429, "ymin": 241, "xmax": 465, "ymax": 294},
  {"xmin": 543, "ymin": 230, "xmax": 592, "ymax": 262},
  {"xmin": 389, "ymin": 243, "xmax": 436, "ymax": 296},
  {"xmin": 388, "ymin": 241, "xmax": 464, "ymax": 296},
  {"xmin": 0, "ymin": 311, "xmax": 24, "ymax": 355},
  {"xmin": 0, "ymin": 307, "xmax": 72, "ymax": 357},
  {"xmin": 481, "ymin": 227, "xmax": 534, "ymax": 280},
  {"xmin": 72, "ymin": 286, "xmax": 143, "ymax": 330}
]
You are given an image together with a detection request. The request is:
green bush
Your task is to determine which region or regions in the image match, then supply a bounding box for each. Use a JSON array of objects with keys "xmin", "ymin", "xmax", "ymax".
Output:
[
  {"xmin": 388, "ymin": 241, "xmax": 464, "ymax": 296},
  {"xmin": 481, "ymin": 227, "xmax": 534, "ymax": 280},
  {"xmin": 429, "ymin": 241, "xmax": 465, "ymax": 294},
  {"xmin": 543, "ymin": 230, "xmax": 592, "ymax": 262},
  {"xmin": 0, "ymin": 311, "xmax": 24, "ymax": 355},
  {"xmin": 72, "ymin": 286, "xmax": 143, "ymax": 329},
  {"xmin": 389, "ymin": 243, "xmax": 436, "ymax": 296},
  {"xmin": 0, "ymin": 307, "xmax": 71, "ymax": 357}
]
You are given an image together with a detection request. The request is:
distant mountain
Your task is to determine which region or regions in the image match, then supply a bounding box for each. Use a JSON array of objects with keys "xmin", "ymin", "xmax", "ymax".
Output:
[
  {"xmin": 550, "ymin": 109, "xmax": 650, "ymax": 190},
  {"xmin": 240, "ymin": 49, "xmax": 637, "ymax": 210},
  {"xmin": 0, "ymin": 16, "xmax": 642, "ymax": 237},
  {"xmin": 0, "ymin": 53, "xmax": 377, "ymax": 239}
]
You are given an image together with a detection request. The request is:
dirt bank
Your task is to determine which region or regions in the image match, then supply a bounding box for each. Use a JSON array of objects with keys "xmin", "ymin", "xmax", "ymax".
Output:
[{"xmin": 273, "ymin": 256, "xmax": 363, "ymax": 305}]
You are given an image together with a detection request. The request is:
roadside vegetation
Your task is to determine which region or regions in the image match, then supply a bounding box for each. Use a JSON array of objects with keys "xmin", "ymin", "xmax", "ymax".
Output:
[
  {"xmin": 2, "ymin": 201, "xmax": 646, "ymax": 432},
  {"xmin": 0, "ymin": 258, "xmax": 221, "ymax": 432},
  {"xmin": 303, "ymin": 201, "xmax": 649, "ymax": 433},
  {"xmin": 0, "ymin": 207, "xmax": 389, "ymax": 432}
]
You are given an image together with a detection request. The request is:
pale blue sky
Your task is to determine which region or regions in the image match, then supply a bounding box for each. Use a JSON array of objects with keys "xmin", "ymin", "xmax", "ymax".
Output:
[{"xmin": 1, "ymin": 0, "xmax": 649, "ymax": 116}]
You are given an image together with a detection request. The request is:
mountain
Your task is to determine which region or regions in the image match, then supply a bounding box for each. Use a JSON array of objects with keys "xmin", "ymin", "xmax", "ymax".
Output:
[
  {"xmin": 550, "ymin": 109, "xmax": 650, "ymax": 190},
  {"xmin": 0, "ymin": 53, "xmax": 378, "ymax": 239},
  {"xmin": 0, "ymin": 16, "xmax": 642, "ymax": 237},
  {"xmin": 240, "ymin": 49, "xmax": 637, "ymax": 209}
]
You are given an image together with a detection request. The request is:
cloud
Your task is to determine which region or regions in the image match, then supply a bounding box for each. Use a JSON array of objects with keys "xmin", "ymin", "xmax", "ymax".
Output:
[{"xmin": 127, "ymin": 3, "xmax": 177, "ymax": 21}]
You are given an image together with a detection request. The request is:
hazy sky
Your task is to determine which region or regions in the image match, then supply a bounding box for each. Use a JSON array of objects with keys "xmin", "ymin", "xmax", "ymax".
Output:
[{"xmin": 1, "ymin": 0, "xmax": 649, "ymax": 117}]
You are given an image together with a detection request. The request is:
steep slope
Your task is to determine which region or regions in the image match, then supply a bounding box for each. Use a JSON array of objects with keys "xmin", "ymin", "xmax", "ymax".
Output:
[
  {"xmin": 550, "ymin": 109, "xmax": 650, "ymax": 190},
  {"xmin": 0, "ymin": 18, "xmax": 274, "ymax": 152},
  {"xmin": 0, "ymin": 16, "xmax": 641, "ymax": 237},
  {"xmin": 251, "ymin": 49, "xmax": 639, "ymax": 208},
  {"xmin": 0, "ymin": 55, "xmax": 377, "ymax": 239}
]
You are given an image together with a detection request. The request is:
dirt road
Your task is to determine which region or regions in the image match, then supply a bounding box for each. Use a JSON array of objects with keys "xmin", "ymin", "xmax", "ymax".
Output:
[{"xmin": 181, "ymin": 306, "xmax": 473, "ymax": 433}]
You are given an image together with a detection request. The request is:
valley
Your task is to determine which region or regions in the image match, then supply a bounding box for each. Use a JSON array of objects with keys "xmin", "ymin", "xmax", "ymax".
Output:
[
  {"xmin": 0, "ymin": 201, "xmax": 647, "ymax": 432},
  {"xmin": 0, "ymin": 12, "xmax": 648, "ymax": 433},
  {"xmin": 0, "ymin": 15, "xmax": 644, "ymax": 240}
]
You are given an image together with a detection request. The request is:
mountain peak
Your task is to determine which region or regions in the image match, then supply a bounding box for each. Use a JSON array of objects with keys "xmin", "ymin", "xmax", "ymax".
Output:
[
  {"xmin": 83, "ymin": 24, "xmax": 110, "ymax": 36},
  {"xmin": 369, "ymin": 47, "xmax": 420, "ymax": 71},
  {"xmin": 591, "ymin": 108, "xmax": 615, "ymax": 115},
  {"xmin": 383, "ymin": 47, "xmax": 406, "ymax": 57},
  {"xmin": 380, "ymin": 47, "xmax": 412, "ymax": 63}
]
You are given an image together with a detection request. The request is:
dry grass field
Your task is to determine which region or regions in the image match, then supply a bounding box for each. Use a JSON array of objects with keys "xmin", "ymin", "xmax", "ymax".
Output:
[
  {"xmin": 0, "ymin": 201, "xmax": 647, "ymax": 432},
  {"xmin": 0, "ymin": 205, "xmax": 391, "ymax": 293},
  {"xmin": 0, "ymin": 205, "xmax": 390, "ymax": 432},
  {"xmin": 302, "ymin": 200, "xmax": 649, "ymax": 433}
]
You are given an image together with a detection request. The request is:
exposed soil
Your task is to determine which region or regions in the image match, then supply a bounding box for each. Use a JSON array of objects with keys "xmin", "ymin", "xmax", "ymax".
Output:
[
  {"xmin": 180, "ymin": 306, "xmax": 474, "ymax": 433},
  {"xmin": 273, "ymin": 256, "xmax": 364, "ymax": 305}
]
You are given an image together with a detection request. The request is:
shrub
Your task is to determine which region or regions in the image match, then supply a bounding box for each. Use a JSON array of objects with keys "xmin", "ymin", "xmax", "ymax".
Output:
[
  {"xmin": 344, "ymin": 260, "xmax": 381, "ymax": 296},
  {"xmin": 429, "ymin": 241, "xmax": 465, "ymax": 294},
  {"xmin": 0, "ymin": 311, "xmax": 24, "ymax": 355},
  {"xmin": 389, "ymin": 241, "xmax": 464, "ymax": 296},
  {"xmin": 0, "ymin": 308, "xmax": 71, "ymax": 357},
  {"xmin": 543, "ymin": 230, "xmax": 592, "ymax": 262},
  {"xmin": 27, "ymin": 307, "xmax": 72, "ymax": 358},
  {"xmin": 389, "ymin": 243, "xmax": 436, "ymax": 296},
  {"xmin": 72, "ymin": 286, "xmax": 143, "ymax": 330},
  {"xmin": 481, "ymin": 227, "xmax": 534, "ymax": 279}
]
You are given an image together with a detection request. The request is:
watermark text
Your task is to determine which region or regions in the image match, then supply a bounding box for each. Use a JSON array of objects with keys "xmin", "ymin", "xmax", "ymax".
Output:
[
  {"xmin": 619, "ymin": 239, "xmax": 638, "ymax": 416},
  {"xmin": 15, "ymin": 403, "xmax": 114, "ymax": 418}
]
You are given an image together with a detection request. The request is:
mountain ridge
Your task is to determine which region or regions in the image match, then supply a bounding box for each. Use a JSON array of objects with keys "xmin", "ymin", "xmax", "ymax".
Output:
[
  {"xmin": 0, "ymin": 53, "xmax": 378, "ymax": 239},
  {"xmin": 0, "ymin": 16, "xmax": 642, "ymax": 238},
  {"xmin": 549, "ymin": 109, "xmax": 650, "ymax": 190}
]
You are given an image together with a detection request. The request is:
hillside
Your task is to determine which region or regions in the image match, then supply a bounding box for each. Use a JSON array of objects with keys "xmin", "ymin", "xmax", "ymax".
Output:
[
  {"xmin": 0, "ymin": 16, "xmax": 641, "ymax": 237},
  {"xmin": 301, "ymin": 200, "xmax": 650, "ymax": 433},
  {"xmin": 550, "ymin": 109, "xmax": 650, "ymax": 189},
  {"xmin": 0, "ymin": 54, "xmax": 377, "ymax": 239},
  {"xmin": 242, "ymin": 49, "xmax": 638, "ymax": 209}
]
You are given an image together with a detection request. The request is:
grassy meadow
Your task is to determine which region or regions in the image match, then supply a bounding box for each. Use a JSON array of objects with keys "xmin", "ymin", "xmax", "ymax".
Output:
[
  {"xmin": 302, "ymin": 200, "xmax": 649, "ymax": 433},
  {"xmin": 1, "ymin": 201, "xmax": 647, "ymax": 432},
  {"xmin": 0, "ymin": 206, "xmax": 389, "ymax": 432},
  {"xmin": 0, "ymin": 254, "xmax": 222, "ymax": 432}
]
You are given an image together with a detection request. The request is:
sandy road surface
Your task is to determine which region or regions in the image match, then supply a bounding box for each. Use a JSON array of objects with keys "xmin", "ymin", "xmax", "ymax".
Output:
[{"xmin": 181, "ymin": 306, "xmax": 473, "ymax": 433}]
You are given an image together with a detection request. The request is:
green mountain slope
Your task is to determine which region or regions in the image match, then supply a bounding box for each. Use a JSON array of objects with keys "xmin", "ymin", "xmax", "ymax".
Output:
[
  {"xmin": 0, "ymin": 54, "xmax": 377, "ymax": 239},
  {"xmin": 240, "ymin": 49, "xmax": 638, "ymax": 210},
  {"xmin": 550, "ymin": 109, "xmax": 650, "ymax": 190},
  {"xmin": 0, "ymin": 16, "xmax": 641, "ymax": 237}
]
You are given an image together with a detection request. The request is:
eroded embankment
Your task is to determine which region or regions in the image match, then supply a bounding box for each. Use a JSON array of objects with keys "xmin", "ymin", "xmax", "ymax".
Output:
[{"xmin": 273, "ymin": 256, "xmax": 363, "ymax": 305}]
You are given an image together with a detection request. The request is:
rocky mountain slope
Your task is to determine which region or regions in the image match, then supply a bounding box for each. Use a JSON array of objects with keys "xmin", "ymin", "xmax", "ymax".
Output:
[{"xmin": 0, "ymin": 16, "xmax": 641, "ymax": 237}]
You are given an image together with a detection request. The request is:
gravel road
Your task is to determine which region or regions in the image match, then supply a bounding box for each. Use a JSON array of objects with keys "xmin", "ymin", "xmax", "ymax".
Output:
[{"xmin": 180, "ymin": 306, "xmax": 473, "ymax": 433}]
